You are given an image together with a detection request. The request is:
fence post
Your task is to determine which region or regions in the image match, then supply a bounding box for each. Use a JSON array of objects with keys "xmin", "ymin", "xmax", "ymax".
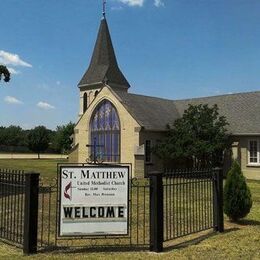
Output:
[
  {"xmin": 23, "ymin": 172, "xmax": 40, "ymax": 255},
  {"xmin": 149, "ymin": 171, "xmax": 163, "ymax": 252},
  {"xmin": 213, "ymin": 168, "xmax": 224, "ymax": 232}
]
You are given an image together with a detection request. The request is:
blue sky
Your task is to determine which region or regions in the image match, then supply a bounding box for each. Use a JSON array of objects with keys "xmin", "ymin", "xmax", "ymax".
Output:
[{"xmin": 0, "ymin": 0, "xmax": 260, "ymax": 129}]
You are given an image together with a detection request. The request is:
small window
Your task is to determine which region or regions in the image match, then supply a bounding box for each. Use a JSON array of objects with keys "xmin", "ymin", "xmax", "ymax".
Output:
[
  {"xmin": 95, "ymin": 90, "xmax": 99, "ymax": 97},
  {"xmin": 145, "ymin": 140, "xmax": 152, "ymax": 163},
  {"xmin": 83, "ymin": 92, "xmax": 88, "ymax": 113},
  {"xmin": 248, "ymin": 139, "xmax": 260, "ymax": 165}
]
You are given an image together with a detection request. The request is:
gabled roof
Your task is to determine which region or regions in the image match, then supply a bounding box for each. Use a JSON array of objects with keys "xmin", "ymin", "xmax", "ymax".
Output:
[
  {"xmin": 115, "ymin": 90, "xmax": 260, "ymax": 134},
  {"xmin": 115, "ymin": 91, "xmax": 180, "ymax": 130},
  {"xmin": 78, "ymin": 18, "xmax": 130, "ymax": 89}
]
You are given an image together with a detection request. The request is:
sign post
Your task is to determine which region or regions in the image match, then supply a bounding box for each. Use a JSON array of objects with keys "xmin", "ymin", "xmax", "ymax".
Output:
[{"xmin": 58, "ymin": 165, "xmax": 129, "ymax": 236}]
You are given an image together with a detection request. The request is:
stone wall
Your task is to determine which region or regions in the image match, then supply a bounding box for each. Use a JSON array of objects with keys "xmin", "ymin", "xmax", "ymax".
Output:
[{"xmin": 69, "ymin": 86, "xmax": 141, "ymax": 177}]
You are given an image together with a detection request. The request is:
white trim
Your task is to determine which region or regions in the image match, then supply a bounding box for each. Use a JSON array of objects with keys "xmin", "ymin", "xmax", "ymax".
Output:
[
  {"xmin": 78, "ymin": 82, "xmax": 103, "ymax": 88},
  {"xmin": 247, "ymin": 139, "xmax": 260, "ymax": 165}
]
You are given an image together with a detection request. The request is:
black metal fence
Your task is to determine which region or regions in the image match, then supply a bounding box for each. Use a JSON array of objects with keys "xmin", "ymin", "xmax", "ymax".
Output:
[
  {"xmin": 37, "ymin": 180, "xmax": 57, "ymax": 250},
  {"xmin": 163, "ymin": 168, "xmax": 215, "ymax": 241},
  {"xmin": 0, "ymin": 167, "xmax": 224, "ymax": 254},
  {"xmin": 36, "ymin": 177, "xmax": 150, "ymax": 251},
  {"xmin": 149, "ymin": 168, "xmax": 224, "ymax": 252},
  {"xmin": 0, "ymin": 169, "xmax": 39, "ymax": 254},
  {"xmin": 0, "ymin": 169, "xmax": 25, "ymax": 247}
]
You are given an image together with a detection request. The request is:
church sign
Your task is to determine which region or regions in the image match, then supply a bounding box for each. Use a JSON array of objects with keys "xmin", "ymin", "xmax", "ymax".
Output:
[{"xmin": 58, "ymin": 165, "xmax": 129, "ymax": 236}]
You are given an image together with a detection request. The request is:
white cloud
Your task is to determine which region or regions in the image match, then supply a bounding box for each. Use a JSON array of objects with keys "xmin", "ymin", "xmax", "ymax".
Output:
[
  {"xmin": 117, "ymin": 0, "xmax": 144, "ymax": 7},
  {"xmin": 0, "ymin": 50, "xmax": 32, "ymax": 67},
  {"xmin": 37, "ymin": 101, "xmax": 55, "ymax": 110},
  {"xmin": 7, "ymin": 67, "xmax": 20, "ymax": 75},
  {"xmin": 4, "ymin": 96, "xmax": 23, "ymax": 105},
  {"xmin": 111, "ymin": 6, "xmax": 124, "ymax": 11},
  {"xmin": 154, "ymin": 0, "xmax": 164, "ymax": 7}
]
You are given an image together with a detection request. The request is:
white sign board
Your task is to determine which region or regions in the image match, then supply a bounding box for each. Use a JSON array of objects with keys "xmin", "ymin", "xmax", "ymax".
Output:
[{"xmin": 59, "ymin": 165, "xmax": 129, "ymax": 236}]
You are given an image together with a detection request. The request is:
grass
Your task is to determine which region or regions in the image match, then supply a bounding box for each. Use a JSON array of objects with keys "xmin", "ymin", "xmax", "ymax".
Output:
[
  {"xmin": 0, "ymin": 159, "xmax": 68, "ymax": 181},
  {"xmin": 0, "ymin": 159, "xmax": 259, "ymax": 259}
]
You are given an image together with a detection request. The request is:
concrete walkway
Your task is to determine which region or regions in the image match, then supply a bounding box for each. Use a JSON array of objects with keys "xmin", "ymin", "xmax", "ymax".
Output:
[{"xmin": 0, "ymin": 153, "xmax": 68, "ymax": 159}]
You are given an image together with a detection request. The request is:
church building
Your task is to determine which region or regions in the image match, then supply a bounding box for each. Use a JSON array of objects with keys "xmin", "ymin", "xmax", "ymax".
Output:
[{"xmin": 69, "ymin": 16, "xmax": 260, "ymax": 180}]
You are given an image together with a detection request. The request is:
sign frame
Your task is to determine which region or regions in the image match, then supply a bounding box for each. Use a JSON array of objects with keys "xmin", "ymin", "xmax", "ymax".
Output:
[{"xmin": 56, "ymin": 163, "xmax": 131, "ymax": 238}]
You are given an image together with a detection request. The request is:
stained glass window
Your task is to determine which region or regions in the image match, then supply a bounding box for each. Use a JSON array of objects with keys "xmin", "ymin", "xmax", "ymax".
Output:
[{"xmin": 90, "ymin": 100, "xmax": 120, "ymax": 162}]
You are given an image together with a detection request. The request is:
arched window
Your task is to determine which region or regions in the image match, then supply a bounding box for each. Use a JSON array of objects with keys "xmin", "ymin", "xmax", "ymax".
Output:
[
  {"xmin": 90, "ymin": 100, "xmax": 120, "ymax": 162},
  {"xmin": 83, "ymin": 92, "xmax": 88, "ymax": 113}
]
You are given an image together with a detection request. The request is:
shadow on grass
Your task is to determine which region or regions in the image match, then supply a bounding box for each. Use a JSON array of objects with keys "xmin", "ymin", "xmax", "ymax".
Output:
[
  {"xmin": 38, "ymin": 245, "xmax": 149, "ymax": 254},
  {"xmin": 38, "ymin": 228, "xmax": 242, "ymax": 255},
  {"xmin": 163, "ymin": 227, "xmax": 240, "ymax": 252},
  {"xmin": 235, "ymin": 219, "xmax": 260, "ymax": 226}
]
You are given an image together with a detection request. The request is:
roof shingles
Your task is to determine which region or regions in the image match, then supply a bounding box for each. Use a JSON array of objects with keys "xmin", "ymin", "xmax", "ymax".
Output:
[
  {"xmin": 115, "ymin": 90, "xmax": 260, "ymax": 134},
  {"xmin": 78, "ymin": 19, "xmax": 130, "ymax": 89}
]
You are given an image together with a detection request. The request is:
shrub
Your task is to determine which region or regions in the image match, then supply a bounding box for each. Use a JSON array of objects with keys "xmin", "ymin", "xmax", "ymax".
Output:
[{"xmin": 224, "ymin": 160, "xmax": 252, "ymax": 221}]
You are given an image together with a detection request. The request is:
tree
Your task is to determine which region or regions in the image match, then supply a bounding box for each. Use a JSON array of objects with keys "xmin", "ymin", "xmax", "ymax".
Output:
[
  {"xmin": 51, "ymin": 122, "xmax": 75, "ymax": 153},
  {"xmin": 0, "ymin": 125, "xmax": 27, "ymax": 152},
  {"xmin": 154, "ymin": 104, "xmax": 230, "ymax": 168},
  {"xmin": 224, "ymin": 160, "xmax": 252, "ymax": 221},
  {"xmin": 3, "ymin": 126, "xmax": 26, "ymax": 146},
  {"xmin": 27, "ymin": 126, "xmax": 50, "ymax": 158},
  {"xmin": 0, "ymin": 127, "xmax": 6, "ymax": 146},
  {"xmin": 0, "ymin": 65, "xmax": 10, "ymax": 82}
]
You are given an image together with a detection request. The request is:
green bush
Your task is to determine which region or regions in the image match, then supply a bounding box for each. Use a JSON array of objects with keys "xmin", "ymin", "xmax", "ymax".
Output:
[{"xmin": 224, "ymin": 160, "xmax": 252, "ymax": 221}]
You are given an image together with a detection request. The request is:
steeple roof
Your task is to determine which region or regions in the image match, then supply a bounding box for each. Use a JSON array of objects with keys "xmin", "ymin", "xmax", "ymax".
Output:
[{"xmin": 78, "ymin": 18, "xmax": 130, "ymax": 89}]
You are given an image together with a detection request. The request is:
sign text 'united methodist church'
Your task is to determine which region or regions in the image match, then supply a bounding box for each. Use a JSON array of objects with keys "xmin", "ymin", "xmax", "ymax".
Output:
[{"xmin": 59, "ymin": 165, "xmax": 129, "ymax": 236}]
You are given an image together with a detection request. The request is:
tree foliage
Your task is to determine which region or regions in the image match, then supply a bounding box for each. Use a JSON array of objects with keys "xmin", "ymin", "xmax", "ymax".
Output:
[
  {"xmin": 154, "ymin": 104, "xmax": 230, "ymax": 168},
  {"xmin": 51, "ymin": 122, "xmax": 75, "ymax": 153},
  {"xmin": 0, "ymin": 123, "xmax": 75, "ymax": 154},
  {"xmin": 224, "ymin": 160, "xmax": 252, "ymax": 221},
  {"xmin": 27, "ymin": 126, "xmax": 51, "ymax": 158},
  {"xmin": 0, "ymin": 65, "xmax": 10, "ymax": 82},
  {"xmin": 0, "ymin": 126, "xmax": 26, "ymax": 147}
]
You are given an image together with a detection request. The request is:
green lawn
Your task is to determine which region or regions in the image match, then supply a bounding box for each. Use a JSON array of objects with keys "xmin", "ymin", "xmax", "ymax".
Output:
[
  {"xmin": 0, "ymin": 159, "xmax": 68, "ymax": 181},
  {"xmin": 0, "ymin": 159, "xmax": 259, "ymax": 259}
]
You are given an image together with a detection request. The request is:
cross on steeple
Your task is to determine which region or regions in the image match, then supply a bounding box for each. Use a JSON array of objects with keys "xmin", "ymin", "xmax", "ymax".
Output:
[{"xmin": 102, "ymin": 0, "xmax": 107, "ymax": 18}]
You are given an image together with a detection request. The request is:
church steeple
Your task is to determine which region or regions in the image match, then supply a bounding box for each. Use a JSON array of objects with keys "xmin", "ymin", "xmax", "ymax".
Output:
[{"xmin": 78, "ymin": 18, "xmax": 130, "ymax": 90}]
